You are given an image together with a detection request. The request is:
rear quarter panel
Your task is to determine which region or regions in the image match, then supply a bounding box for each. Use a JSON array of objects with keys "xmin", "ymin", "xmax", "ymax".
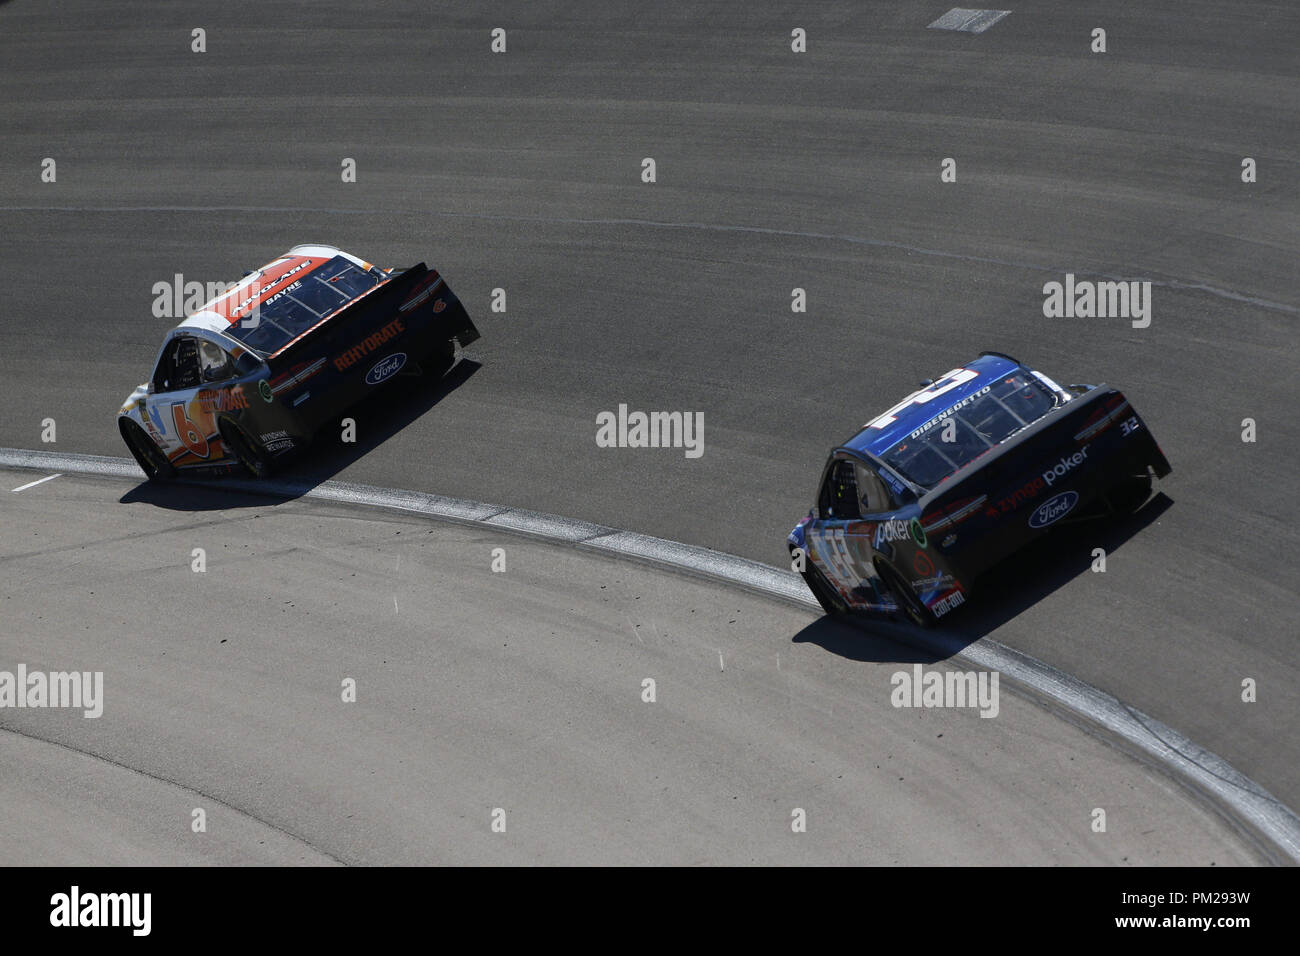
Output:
[
  {"xmin": 263, "ymin": 265, "xmax": 478, "ymax": 436},
  {"xmin": 922, "ymin": 386, "xmax": 1169, "ymax": 582}
]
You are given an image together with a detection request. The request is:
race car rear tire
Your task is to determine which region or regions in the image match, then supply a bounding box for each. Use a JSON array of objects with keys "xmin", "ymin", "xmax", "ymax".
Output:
[
  {"xmin": 877, "ymin": 562, "xmax": 937, "ymax": 630},
  {"xmin": 217, "ymin": 415, "xmax": 274, "ymax": 479},
  {"xmin": 119, "ymin": 418, "xmax": 176, "ymax": 482},
  {"xmin": 799, "ymin": 556, "xmax": 851, "ymax": 619}
]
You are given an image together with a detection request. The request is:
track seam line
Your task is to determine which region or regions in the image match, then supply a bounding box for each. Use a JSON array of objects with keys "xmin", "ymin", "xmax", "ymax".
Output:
[
  {"xmin": 2, "ymin": 205, "xmax": 1293, "ymax": 315},
  {"xmin": 3, "ymin": 446, "xmax": 1298, "ymax": 864},
  {"xmin": 0, "ymin": 725, "xmax": 348, "ymax": 866}
]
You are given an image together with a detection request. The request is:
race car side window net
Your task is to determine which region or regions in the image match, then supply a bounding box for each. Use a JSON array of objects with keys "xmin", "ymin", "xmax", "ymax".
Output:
[
  {"xmin": 819, "ymin": 460, "xmax": 862, "ymax": 520},
  {"xmin": 152, "ymin": 348, "xmax": 176, "ymax": 392},
  {"xmin": 172, "ymin": 338, "xmax": 201, "ymax": 391}
]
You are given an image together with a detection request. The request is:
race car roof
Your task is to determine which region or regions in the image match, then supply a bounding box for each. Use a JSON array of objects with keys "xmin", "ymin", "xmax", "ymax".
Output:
[
  {"xmin": 846, "ymin": 353, "xmax": 1024, "ymax": 458},
  {"xmin": 178, "ymin": 245, "xmax": 374, "ymax": 338}
]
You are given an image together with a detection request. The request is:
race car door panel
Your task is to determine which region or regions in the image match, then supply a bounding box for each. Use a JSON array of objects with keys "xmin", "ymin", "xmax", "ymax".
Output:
[
  {"xmin": 807, "ymin": 457, "xmax": 877, "ymax": 601},
  {"xmin": 145, "ymin": 336, "xmax": 240, "ymax": 466}
]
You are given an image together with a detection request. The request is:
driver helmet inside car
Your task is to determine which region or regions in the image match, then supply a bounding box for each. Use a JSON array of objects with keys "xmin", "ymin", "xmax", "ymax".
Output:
[{"xmin": 197, "ymin": 339, "xmax": 230, "ymax": 381}]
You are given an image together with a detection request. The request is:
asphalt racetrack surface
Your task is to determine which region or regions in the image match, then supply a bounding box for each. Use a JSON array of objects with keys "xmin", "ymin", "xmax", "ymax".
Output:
[{"xmin": 0, "ymin": 1, "xmax": 1296, "ymax": 862}]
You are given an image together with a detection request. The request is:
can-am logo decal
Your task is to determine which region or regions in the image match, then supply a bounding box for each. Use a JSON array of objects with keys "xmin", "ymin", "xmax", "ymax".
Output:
[
  {"xmin": 365, "ymin": 353, "xmax": 407, "ymax": 385},
  {"xmin": 1029, "ymin": 491, "xmax": 1079, "ymax": 529}
]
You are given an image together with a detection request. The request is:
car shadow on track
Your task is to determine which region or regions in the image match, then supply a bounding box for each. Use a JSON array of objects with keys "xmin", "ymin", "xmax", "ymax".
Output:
[
  {"xmin": 119, "ymin": 359, "xmax": 481, "ymax": 511},
  {"xmin": 791, "ymin": 616, "xmax": 942, "ymax": 664},
  {"xmin": 792, "ymin": 492, "xmax": 1174, "ymax": 665}
]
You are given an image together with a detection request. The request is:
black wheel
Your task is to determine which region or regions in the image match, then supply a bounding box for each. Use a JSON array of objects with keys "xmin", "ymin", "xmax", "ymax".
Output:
[
  {"xmin": 1107, "ymin": 475, "xmax": 1152, "ymax": 514},
  {"xmin": 798, "ymin": 555, "xmax": 852, "ymax": 618},
  {"xmin": 877, "ymin": 562, "xmax": 937, "ymax": 629},
  {"xmin": 119, "ymin": 418, "xmax": 175, "ymax": 482},
  {"xmin": 217, "ymin": 415, "xmax": 274, "ymax": 479}
]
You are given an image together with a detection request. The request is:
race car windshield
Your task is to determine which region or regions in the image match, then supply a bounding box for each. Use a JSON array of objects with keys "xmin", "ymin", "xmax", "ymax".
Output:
[
  {"xmin": 225, "ymin": 256, "xmax": 383, "ymax": 355},
  {"xmin": 881, "ymin": 373, "xmax": 1057, "ymax": 489}
]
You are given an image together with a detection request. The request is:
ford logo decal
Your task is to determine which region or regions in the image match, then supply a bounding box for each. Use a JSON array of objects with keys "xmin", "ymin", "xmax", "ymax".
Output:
[
  {"xmin": 365, "ymin": 353, "xmax": 406, "ymax": 385},
  {"xmin": 1028, "ymin": 490, "xmax": 1079, "ymax": 529}
]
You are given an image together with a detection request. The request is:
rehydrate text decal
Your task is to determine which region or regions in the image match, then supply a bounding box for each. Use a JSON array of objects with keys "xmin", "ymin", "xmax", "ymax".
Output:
[{"xmin": 334, "ymin": 318, "xmax": 406, "ymax": 372}]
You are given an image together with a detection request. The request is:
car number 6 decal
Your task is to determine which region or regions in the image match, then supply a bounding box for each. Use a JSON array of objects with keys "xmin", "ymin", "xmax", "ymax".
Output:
[{"xmin": 171, "ymin": 402, "xmax": 211, "ymax": 458}]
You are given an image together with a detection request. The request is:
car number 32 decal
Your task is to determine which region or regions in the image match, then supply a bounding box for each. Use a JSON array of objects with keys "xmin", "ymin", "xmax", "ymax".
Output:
[{"xmin": 865, "ymin": 367, "xmax": 980, "ymax": 430}]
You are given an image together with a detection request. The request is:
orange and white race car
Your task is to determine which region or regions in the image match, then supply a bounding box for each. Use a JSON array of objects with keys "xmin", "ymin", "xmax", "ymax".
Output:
[{"xmin": 117, "ymin": 244, "xmax": 479, "ymax": 480}]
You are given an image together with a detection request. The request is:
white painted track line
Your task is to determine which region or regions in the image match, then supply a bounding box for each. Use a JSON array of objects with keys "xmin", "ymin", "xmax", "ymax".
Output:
[{"xmin": 9, "ymin": 473, "xmax": 60, "ymax": 493}]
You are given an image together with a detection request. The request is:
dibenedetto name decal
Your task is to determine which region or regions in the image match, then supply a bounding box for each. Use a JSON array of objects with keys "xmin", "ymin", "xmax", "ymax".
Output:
[
  {"xmin": 334, "ymin": 318, "xmax": 405, "ymax": 372},
  {"xmin": 909, "ymin": 386, "xmax": 992, "ymax": 440}
]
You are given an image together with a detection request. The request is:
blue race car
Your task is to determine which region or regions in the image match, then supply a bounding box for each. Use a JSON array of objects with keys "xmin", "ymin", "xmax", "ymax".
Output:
[{"xmin": 787, "ymin": 352, "xmax": 1171, "ymax": 627}]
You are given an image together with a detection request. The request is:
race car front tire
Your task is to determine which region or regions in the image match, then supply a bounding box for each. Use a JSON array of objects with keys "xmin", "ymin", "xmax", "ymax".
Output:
[
  {"xmin": 217, "ymin": 415, "xmax": 274, "ymax": 479},
  {"xmin": 800, "ymin": 558, "xmax": 852, "ymax": 619},
  {"xmin": 119, "ymin": 418, "xmax": 176, "ymax": 482},
  {"xmin": 877, "ymin": 562, "xmax": 937, "ymax": 629}
]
